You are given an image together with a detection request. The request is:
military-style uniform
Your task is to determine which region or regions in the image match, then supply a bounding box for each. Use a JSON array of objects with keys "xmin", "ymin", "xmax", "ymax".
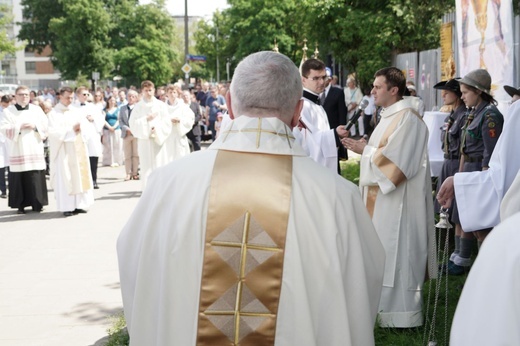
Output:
[
  {"xmin": 461, "ymin": 101, "xmax": 503, "ymax": 170},
  {"xmin": 435, "ymin": 104, "xmax": 468, "ymax": 215},
  {"xmin": 455, "ymin": 101, "xmax": 503, "ymax": 228}
]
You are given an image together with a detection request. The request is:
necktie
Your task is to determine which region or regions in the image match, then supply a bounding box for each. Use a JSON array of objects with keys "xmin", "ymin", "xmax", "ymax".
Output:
[
  {"xmin": 320, "ymin": 92, "xmax": 326, "ymax": 105},
  {"xmin": 460, "ymin": 108, "xmax": 475, "ymax": 156},
  {"xmin": 443, "ymin": 111, "xmax": 455, "ymax": 156}
]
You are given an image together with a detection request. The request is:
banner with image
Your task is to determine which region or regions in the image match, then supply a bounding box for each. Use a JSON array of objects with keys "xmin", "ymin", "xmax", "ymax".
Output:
[{"xmin": 456, "ymin": 0, "xmax": 514, "ymax": 105}]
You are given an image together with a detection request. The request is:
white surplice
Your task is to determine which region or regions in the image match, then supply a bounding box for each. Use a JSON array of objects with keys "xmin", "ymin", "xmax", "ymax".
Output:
[
  {"xmin": 0, "ymin": 104, "xmax": 48, "ymax": 172},
  {"xmin": 118, "ymin": 115, "xmax": 385, "ymax": 346},
  {"xmin": 72, "ymin": 102, "xmax": 104, "ymax": 157},
  {"xmin": 48, "ymin": 105, "xmax": 94, "ymax": 212},
  {"xmin": 129, "ymin": 97, "xmax": 172, "ymax": 189},
  {"xmin": 450, "ymin": 211, "xmax": 520, "ymax": 345},
  {"xmin": 359, "ymin": 98, "xmax": 436, "ymax": 328},
  {"xmin": 160, "ymin": 100, "xmax": 194, "ymax": 162},
  {"xmin": 454, "ymin": 100, "xmax": 520, "ymax": 232},
  {"xmin": 293, "ymin": 91, "xmax": 337, "ymax": 172}
]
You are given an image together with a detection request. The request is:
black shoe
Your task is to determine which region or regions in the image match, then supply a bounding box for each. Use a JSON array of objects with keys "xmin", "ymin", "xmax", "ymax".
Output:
[
  {"xmin": 63, "ymin": 211, "xmax": 74, "ymax": 217},
  {"xmin": 93, "ymin": 183, "xmax": 99, "ymax": 189},
  {"xmin": 32, "ymin": 207, "xmax": 43, "ymax": 213},
  {"xmin": 73, "ymin": 209, "xmax": 87, "ymax": 214},
  {"xmin": 17, "ymin": 208, "xmax": 25, "ymax": 214},
  {"xmin": 0, "ymin": 193, "xmax": 6, "ymax": 199}
]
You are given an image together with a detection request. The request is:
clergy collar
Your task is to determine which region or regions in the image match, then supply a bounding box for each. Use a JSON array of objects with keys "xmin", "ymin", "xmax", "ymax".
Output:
[
  {"xmin": 303, "ymin": 89, "xmax": 320, "ymax": 105},
  {"xmin": 14, "ymin": 103, "xmax": 29, "ymax": 111},
  {"xmin": 380, "ymin": 97, "xmax": 414, "ymax": 118}
]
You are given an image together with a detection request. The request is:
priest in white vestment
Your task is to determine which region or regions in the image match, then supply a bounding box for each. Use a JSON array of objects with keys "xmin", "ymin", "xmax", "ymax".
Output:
[
  {"xmin": 48, "ymin": 87, "xmax": 94, "ymax": 217},
  {"xmin": 437, "ymin": 100, "xmax": 520, "ymax": 232},
  {"xmin": 162, "ymin": 85, "xmax": 194, "ymax": 162},
  {"xmin": 342, "ymin": 67, "xmax": 437, "ymax": 328},
  {"xmin": 293, "ymin": 58, "xmax": 348, "ymax": 173},
  {"xmin": 73, "ymin": 86, "xmax": 104, "ymax": 189},
  {"xmin": 0, "ymin": 86, "xmax": 49, "ymax": 213},
  {"xmin": 118, "ymin": 51, "xmax": 385, "ymax": 346},
  {"xmin": 129, "ymin": 80, "xmax": 172, "ymax": 189}
]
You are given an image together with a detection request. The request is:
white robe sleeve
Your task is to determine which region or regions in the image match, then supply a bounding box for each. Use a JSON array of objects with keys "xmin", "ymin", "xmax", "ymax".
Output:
[
  {"xmin": 450, "ymin": 212, "xmax": 520, "ymax": 346},
  {"xmin": 360, "ymin": 111, "xmax": 428, "ymax": 194}
]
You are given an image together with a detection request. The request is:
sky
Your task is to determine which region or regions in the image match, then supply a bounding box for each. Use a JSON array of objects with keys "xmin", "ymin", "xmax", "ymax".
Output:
[{"xmin": 139, "ymin": 0, "xmax": 229, "ymax": 18}]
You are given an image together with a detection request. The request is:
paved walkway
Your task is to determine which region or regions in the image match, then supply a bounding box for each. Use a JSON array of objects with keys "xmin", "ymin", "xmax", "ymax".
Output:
[{"xmin": 0, "ymin": 164, "xmax": 140, "ymax": 346}]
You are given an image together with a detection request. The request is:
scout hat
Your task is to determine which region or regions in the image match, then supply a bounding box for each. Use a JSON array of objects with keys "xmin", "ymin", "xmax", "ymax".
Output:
[
  {"xmin": 504, "ymin": 85, "xmax": 520, "ymax": 98},
  {"xmin": 434, "ymin": 79, "xmax": 462, "ymax": 98},
  {"xmin": 456, "ymin": 69, "xmax": 491, "ymax": 95}
]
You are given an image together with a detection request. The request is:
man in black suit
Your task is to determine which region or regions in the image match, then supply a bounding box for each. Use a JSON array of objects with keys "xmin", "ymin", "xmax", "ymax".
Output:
[{"xmin": 321, "ymin": 67, "xmax": 349, "ymax": 168}]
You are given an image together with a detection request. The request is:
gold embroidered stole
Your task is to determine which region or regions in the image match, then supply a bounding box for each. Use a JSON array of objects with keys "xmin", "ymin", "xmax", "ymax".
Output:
[
  {"xmin": 74, "ymin": 134, "xmax": 92, "ymax": 192},
  {"xmin": 196, "ymin": 150, "xmax": 292, "ymax": 346},
  {"xmin": 366, "ymin": 108, "xmax": 419, "ymax": 217}
]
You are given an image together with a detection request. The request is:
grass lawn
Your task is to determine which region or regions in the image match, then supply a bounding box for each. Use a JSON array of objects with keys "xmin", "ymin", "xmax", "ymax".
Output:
[{"xmin": 106, "ymin": 159, "xmax": 467, "ymax": 346}]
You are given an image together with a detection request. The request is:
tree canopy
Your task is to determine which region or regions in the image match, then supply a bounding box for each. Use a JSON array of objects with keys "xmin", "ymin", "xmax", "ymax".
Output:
[
  {"xmin": 195, "ymin": 0, "xmax": 456, "ymax": 86},
  {"xmin": 18, "ymin": 0, "xmax": 179, "ymax": 85},
  {"xmin": 0, "ymin": 4, "xmax": 21, "ymax": 61}
]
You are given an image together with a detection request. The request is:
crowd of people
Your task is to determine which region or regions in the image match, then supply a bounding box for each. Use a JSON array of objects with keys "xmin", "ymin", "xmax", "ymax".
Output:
[
  {"xmin": 2, "ymin": 51, "xmax": 520, "ymax": 345},
  {"xmin": 0, "ymin": 81, "xmax": 227, "ymax": 215}
]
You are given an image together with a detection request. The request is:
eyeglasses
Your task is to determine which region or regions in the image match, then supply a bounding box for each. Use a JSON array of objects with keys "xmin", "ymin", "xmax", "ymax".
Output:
[
  {"xmin": 16, "ymin": 93, "xmax": 30, "ymax": 97},
  {"xmin": 304, "ymin": 75, "xmax": 328, "ymax": 82}
]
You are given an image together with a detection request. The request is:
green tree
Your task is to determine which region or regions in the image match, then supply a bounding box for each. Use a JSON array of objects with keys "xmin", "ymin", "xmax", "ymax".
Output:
[
  {"xmin": 111, "ymin": 1, "xmax": 179, "ymax": 86},
  {"xmin": 194, "ymin": 0, "xmax": 311, "ymax": 81},
  {"xmin": 304, "ymin": 0, "xmax": 455, "ymax": 87},
  {"xmin": 0, "ymin": 4, "xmax": 20, "ymax": 60},
  {"xmin": 48, "ymin": 0, "xmax": 113, "ymax": 80},
  {"xmin": 18, "ymin": 0, "xmax": 65, "ymax": 53}
]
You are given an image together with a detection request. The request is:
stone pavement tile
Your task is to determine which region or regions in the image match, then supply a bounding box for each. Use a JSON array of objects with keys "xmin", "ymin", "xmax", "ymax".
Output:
[{"xmin": 0, "ymin": 163, "xmax": 140, "ymax": 345}]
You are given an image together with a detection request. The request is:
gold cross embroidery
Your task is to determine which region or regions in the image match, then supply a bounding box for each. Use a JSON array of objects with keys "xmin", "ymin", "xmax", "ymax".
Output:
[{"xmin": 205, "ymin": 211, "xmax": 282, "ymax": 344}]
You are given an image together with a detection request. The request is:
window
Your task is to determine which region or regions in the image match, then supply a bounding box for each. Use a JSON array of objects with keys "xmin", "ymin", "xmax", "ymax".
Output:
[{"xmin": 25, "ymin": 62, "xmax": 36, "ymax": 73}]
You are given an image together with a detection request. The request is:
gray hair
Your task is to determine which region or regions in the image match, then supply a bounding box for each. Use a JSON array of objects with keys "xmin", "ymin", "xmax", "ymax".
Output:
[{"xmin": 230, "ymin": 51, "xmax": 302, "ymax": 120}]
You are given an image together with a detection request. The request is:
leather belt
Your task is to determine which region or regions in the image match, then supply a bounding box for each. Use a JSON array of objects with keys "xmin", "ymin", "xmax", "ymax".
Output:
[
  {"xmin": 444, "ymin": 153, "xmax": 459, "ymax": 159},
  {"xmin": 463, "ymin": 155, "xmax": 482, "ymax": 163}
]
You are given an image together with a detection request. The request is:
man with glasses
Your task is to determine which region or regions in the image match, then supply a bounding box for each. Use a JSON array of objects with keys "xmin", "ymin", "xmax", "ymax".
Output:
[
  {"xmin": 74, "ymin": 86, "xmax": 104, "ymax": 189},
  {"xmin": 295, "ymin": 58, "xmax": 348, "ymax": 173},
  {"xmin": 48, "ymin": 87, "xmax": 94, "ymax": 217},
  {"xmin": 0, "ymin": 86, "xmax": 49, "ymax": 214}
]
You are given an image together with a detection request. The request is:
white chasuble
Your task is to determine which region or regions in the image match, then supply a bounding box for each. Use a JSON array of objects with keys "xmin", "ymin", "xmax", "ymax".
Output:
[
  {"xmin": 118, "ymin": 116, "xmax": 385, "ymax": 346},
  {"xmin": 359, "ymin": 99, "xmax": 436, "ymax": 328}
]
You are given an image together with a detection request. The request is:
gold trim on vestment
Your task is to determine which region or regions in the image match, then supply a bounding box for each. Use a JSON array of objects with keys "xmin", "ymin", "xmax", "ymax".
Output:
[
  {"xmin": 220, "ymin": 118, "xmax": 295, "ymax": 149},
  {"xmin": 366, "ymin": 186, "xmax": 379, "ymax": 218},
  {"xmin": 196, "ymin": 150, "xmax": 292, "ymax": 346},
  {"xmin": 74, "ymin": 134, "xmax": 92, "ymax": 192},
  {"xmin": 372, "ymin": 108, "xmax": 420, "ymax": 187}
]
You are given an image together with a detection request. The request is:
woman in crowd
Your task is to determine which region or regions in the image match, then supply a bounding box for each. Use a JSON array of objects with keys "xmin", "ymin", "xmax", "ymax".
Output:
[{"xmin": 102, "ymin": 96, "xmax": 123, "ymax": 167}]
